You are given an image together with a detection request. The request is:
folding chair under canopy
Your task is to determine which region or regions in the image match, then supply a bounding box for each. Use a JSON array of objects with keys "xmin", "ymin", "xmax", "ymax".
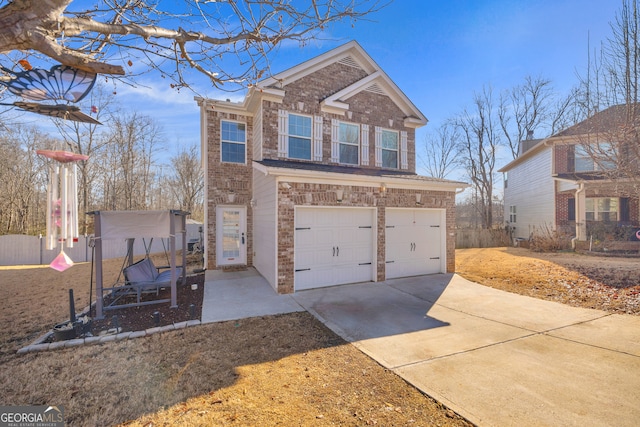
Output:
[{"xmin": 89, "ymin": 210, "xmax": 189, "ymax": 319}]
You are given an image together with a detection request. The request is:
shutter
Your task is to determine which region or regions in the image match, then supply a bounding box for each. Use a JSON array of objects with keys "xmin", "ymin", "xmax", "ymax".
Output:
[
  {"xmin": 620, "ymin": 197, "xmax": 630, "ymax": 222},
  {"xmin": 361, "ymin": 124, "xmax": 369, "ymax": 166},
  {"xmin": 568, "ymin": 198, "xmax": 576, "ymax": 221},
  {"xmin": 374, "ymin": 126, "xmax": 382, "ymax": 167},
  {"xmin": 278, "ymin": 110, "xmax": 288, "ymax": 158},
  {"xmin": 400, "ymin": 131, "xmax": 408, "ymax": 169},
  {"xmin": 313, "ymin": 116, "xmax": 323, "ymax": 161},
  {"xmin": 331, "ymin": 119, "xmax": 340, "ymax": 163}
]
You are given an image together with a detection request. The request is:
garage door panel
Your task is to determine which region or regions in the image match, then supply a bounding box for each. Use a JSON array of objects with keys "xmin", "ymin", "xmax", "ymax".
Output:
[
  {"xmin": 386, "ymin": 209, "xmax": 444, "ymax": 280},
  {"xmin": 295, "ymin": 207, "xmax": 375, "ymax": 291}
]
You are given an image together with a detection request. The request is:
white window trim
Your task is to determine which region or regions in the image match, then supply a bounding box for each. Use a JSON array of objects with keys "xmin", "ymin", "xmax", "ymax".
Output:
[
  {"xmin": 509, "ymin": 205, "xmax": 516, "ymax": 223},
  {"xmin": 379, "ymin": 128, "xmax": 399, "ymax": 169},
  {"xmin": 279, "ymin": 110, "xmax": 319, "ymax": 161},
  {"xmin": 220, "ymin": 119, "xmax": 247, "ymax": 164},
  {"xmin": 585, "ymin": 197, "xmax": 619, "ymax": 221},
  {"xmin": 335, "ymin": 120, "xmax": 360, "ymax": 165}
]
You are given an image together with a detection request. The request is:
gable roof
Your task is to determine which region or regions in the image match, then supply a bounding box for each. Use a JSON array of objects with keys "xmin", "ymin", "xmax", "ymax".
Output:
[
  {"xmin": 553, "ymin": 104, "xmax": 639, "ymax": 138},
  {"xmin": 258, "ymin": 41, "xmax": 428, "ymax": 128}
]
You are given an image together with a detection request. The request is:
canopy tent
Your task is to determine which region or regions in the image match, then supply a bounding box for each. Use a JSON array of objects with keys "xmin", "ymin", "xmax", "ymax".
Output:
[{"xmin": 90, "ymin": 210, "xmax": 189, "ymax": 319}]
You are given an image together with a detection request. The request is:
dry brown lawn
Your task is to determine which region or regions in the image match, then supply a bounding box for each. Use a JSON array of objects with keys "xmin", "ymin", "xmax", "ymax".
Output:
[
  {"xmin": 1, "ymin": 247, "xmax": 636, "ymax": 425},
  {"xmin": 456, "ymin": 247, "xmax": 639, "ymax": 315},
  {"xmin": 0, "ymin": 257, "xmax": 469, "ymax": 426}
]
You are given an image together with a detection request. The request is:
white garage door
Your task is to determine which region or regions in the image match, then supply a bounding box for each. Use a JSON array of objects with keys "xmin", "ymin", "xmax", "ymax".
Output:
[
  {"xmin": 295, "ymin": 207, "xmax": 375, "ymax": 291},
  {"xmin": 385, "ymin": 208, "xmax": 444, "ymax": 279}
]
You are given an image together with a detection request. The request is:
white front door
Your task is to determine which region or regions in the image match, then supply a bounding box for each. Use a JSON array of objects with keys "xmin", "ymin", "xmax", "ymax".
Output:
[
  {"xmin": 294, "ymin": 207, "xmax": 375, "ymax": 291},
  {"xmin": 216, "ymin": 206, "xmax": 247, "ymax": 266},
  {"xmin": 386, "ymin": 208, "xmax": 444, "ymax": 279}
]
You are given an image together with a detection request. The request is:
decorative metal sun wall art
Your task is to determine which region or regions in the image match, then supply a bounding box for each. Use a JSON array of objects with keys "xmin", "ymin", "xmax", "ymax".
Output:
[{"xmin": 0, "ymin": 64, "xmax": 101, "ymax": 124}]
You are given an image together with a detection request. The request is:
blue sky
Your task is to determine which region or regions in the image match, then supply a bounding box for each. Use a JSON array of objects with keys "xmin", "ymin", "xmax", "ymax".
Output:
[{"xmin": 85, "ymin": 1, "xmax": 623, "ymax": 176}]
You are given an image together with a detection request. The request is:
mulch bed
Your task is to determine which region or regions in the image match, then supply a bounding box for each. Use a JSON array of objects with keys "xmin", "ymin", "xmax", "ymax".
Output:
[{"xmin": 48, "ymin": 273, "xmax": 204, "ymax": 342}]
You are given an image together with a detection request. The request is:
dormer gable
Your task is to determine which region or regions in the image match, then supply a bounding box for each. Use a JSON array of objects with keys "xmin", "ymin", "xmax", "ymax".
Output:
[{"xmin": 253, "ymin": 41, "xmax": 427, "ymax": 128}]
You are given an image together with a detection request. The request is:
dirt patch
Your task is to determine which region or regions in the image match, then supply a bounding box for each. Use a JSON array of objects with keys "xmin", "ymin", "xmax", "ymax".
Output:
[{"xmin": 456, "ymin": 247, "xmax": 640, "ymax": 314}]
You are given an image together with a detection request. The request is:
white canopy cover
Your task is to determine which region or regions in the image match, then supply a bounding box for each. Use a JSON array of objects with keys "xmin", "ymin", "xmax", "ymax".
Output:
[{"xmin": 98, "ymin": 210, "xmax": 176, "ymax": 239}]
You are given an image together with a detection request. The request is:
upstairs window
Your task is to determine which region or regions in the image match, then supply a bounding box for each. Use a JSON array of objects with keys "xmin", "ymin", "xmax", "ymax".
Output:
[
  {"xmin": 288, "ymin": 114, "xmax": 312, "ymax": 160},
  {"xmin": 221, "ymin": 120, "xmax": 246, "ymax": 163},
  {"xmin": 338, "ymin": 122, "xmax": 360, "ymax": 165},
  {"xmin": 575, "ymin": 144, "xmax": 616, "ymax": 172},
  {"xmin": 381, "ymin": 129, "xmax": 398, "ymax": 169}
]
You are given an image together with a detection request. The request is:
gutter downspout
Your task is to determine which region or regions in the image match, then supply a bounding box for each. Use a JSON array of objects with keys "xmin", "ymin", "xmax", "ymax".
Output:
[{"xmin": 571, "ymin": 183, "xmax": 585, "ymax": 250}]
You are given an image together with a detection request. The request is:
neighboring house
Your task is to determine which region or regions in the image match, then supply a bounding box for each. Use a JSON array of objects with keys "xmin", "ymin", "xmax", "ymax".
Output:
[
  {"xmin": 500, "ymin": 104, "xmax": 640, "ymax": 245},
  {"xmin": 196, "ymin": 41, "xmax": 467, "ymax": 293}
]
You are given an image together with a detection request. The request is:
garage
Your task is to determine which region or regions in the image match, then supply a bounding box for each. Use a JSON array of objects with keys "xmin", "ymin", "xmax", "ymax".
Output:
[
  {"xmin": 385, "ymin": 208, "xmax": 445, "ymax": 279},
  {"xmin": 294, "ymin": 207, "xmax": 376, "ymax": 291}
]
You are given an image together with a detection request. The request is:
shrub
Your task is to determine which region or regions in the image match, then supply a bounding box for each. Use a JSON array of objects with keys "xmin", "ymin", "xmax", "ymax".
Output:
[{"xmin": 529, "ymin": 224, "xmax": 573, "ymax": 252}]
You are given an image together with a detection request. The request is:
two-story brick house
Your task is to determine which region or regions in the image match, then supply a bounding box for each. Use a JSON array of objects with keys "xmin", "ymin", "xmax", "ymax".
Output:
[
  {"xmin": 196, "ymin": 41, "xmax": 467, "ymax": 293},
  {"xmin": 500, "ymin": 104, "xmax": 640, "ymax": 246}
]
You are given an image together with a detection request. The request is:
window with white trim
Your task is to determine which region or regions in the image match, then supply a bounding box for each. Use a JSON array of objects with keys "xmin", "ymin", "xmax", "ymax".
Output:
[
  {"xmin": 585, "ymin": 197, "xmax": 618, "ymax": 221},
  {"xmin": 221, "ymin": 120, "xmax": 246, "ymax": 163},
  {"xmin": 509, "ymin": 205, "xmax": 516, "ymax": 223},
  {"xmin": 338, "ymin": 122, "xmax": 359, "ymax": 165},
  {"xmin": 381, "ymin": 129, "xmax": 398, "ymax": 168},
  {"xmin": 288, "ymin": 113, "xmax": 312, "ymax": 160},
  {"xmin": 575, "ymin": 143, "xmax": 616, "ymax": 172}
]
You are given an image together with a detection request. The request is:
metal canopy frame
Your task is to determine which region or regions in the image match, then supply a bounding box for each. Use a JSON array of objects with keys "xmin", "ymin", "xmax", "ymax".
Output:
[{"xmin": 89, "ymin": 210, "xmax": 189, "ymax": 319}]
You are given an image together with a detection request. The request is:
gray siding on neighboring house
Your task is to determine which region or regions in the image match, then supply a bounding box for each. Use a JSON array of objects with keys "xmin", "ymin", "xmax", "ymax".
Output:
[
  {"xmin": 252, "ymin": 172, "xmax": 278, "ymax": 290},
  {"xmin": 504, "ymin": 146, "xmax": 556, "ymax": 239}
]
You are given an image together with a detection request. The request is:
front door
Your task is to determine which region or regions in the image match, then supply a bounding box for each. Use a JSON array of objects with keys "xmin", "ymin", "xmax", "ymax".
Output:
[{"xmin": 216, "ymin": 206, "xmax": 247, "ymax": 266}]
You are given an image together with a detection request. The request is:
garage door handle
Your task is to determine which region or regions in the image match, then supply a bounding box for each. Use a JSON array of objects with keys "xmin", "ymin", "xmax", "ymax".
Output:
[
  {"xmin": 295, "ymin": 268, "xmax": 311, "ymax": 272},
  {"xmin": 359, "ymin": 262, "xmax": 372, "ymax": 265},
  {"xmin": 386, "ymin": 260, "xmax": 394, "ymax": 263},
  {"xmin": 336, "ymin": 246, "xmax": 339, "ymax": 256},
  {"xmin": 430, "ymin": 257, "xmax": 440, "ymax": 260},
  {"xmin": 332, "ymin": 247, "xmax": 335, "ymax": 256}
]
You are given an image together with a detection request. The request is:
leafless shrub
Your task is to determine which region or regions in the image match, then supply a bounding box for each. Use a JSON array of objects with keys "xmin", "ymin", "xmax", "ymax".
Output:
[{"xmin": 529, "ymin": 223, "xmax": 573, "ymax": 252}]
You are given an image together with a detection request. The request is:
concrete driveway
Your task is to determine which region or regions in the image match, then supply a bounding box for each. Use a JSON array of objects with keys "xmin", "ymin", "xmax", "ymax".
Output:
[{"xmin": 203, "ymin": 270, "xmax": 640, "ymax": 426}]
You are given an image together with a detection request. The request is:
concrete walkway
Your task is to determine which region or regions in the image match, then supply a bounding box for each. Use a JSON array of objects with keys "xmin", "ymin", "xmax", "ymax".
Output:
[{"xmin": 202, "ymin": 269, "xmax": 640, "ymax": 427}]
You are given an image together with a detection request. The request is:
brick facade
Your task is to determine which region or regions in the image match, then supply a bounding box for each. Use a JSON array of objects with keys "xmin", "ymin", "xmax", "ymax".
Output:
[
  {"xmin": 274, "ymin": 183, "xmax": 456, "ymax": 293},
  {"xmin": 202, "ymin": 42, "xmax": 463, "ymax": 293},
  {"xmin": 205, "ymin": 109, "xmax": 254, "ymax": 270}
]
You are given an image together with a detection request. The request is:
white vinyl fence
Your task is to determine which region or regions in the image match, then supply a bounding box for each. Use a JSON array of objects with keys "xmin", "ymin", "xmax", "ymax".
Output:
[{"xmin": 0, "ymin": 234, "xmax": 185, "ymax": 266}]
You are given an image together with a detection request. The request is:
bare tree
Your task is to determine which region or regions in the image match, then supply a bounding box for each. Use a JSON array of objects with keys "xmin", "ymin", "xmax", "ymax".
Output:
[
  {"xmin": 168, "ymin": 144, "xmax": 204, "ymax": 219},
  {"xmin": 454, "ymin": 87, "xmax": 500, "ymax": 229},
  {"xmin": 575, "ymin": 0, "xmax": 640, "ymax": 185},
  {"xmin": 0, "ymin": 0, "xmax": 384, "ymax": 89},
  {"xmin": 498, "ymin": 75, "xmax": 576, "ymax": 159},
  {"xmin": 420, "ymin": 123, "xmax": 459, "ymax": 179}
]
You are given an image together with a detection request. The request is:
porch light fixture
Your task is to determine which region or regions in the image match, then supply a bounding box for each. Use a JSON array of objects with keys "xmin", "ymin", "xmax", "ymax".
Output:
[
  {"xmin": 380, "ymin": 183, "xmax": 387, "ymax": 193},
  {"xmin": 336, "ymin": 189, "xmax": 344, "ymax": 203},
  {"xmin": 388, "ymin": 119, "xmax": 394, "ymax": 127},
  {"xmin": 415, "ymin": 193, "xmax": 422, "ymax": 205}
]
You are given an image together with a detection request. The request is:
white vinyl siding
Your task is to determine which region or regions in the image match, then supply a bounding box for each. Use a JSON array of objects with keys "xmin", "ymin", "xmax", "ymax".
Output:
[
  {"xmin": 502, "ymin": 146, "xmax": 556, "ymax": 240},
  {"xmin": 252, "ymin": 173, "xmax": 278, "ymax": 290}
]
